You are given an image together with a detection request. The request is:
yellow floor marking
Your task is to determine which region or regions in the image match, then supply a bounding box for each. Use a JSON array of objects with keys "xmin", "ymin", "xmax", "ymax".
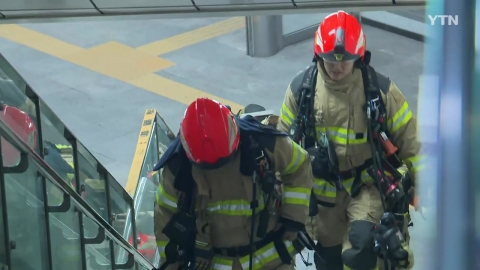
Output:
[
  {"xmin": 0, "ymin": 24, "xmax": 84, "ymax": 58},
  {"xmin": 0, "ymin": 21, "xmax": 245, "ymax": 111},
  {"xmin": 128, "ymin": 73, "xmax": 243, "ymax": 112},
  {"xmin": 0, "ymin": 19, "xmax": 247, "ymax": 191},
  {"xmin": 64, "ymin": 42, "xmax": 176, "ymax": 82},
  {"xmin": 137, "ymin": 17, "xmax": 245, "ymax": 56}
]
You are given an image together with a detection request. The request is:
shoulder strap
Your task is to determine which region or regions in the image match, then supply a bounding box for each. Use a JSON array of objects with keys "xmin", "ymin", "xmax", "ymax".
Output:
[
  {"xmin": 376, "ymin": 72, "xmax": 391, "ymax": 95},
  {"xmin": 291, "ymin": 64, "xmax": 317, "ymax": 106}
]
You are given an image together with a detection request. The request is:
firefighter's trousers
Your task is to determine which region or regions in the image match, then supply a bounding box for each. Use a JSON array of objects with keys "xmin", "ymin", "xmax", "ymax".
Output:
[{"xmin": 309, "ymin": 185, "xmax": 414, "ymax": 270}]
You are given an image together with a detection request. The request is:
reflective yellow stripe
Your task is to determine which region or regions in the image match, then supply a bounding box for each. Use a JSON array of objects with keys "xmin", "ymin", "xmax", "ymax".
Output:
[
  {"xmin": 207, "ymin": 197, "xmax": 265, "ymax": 216},
  {"xmin": 313, "ymin": 178, "xmax": 336, "ymax": 197},
  {"xmin": 239, "ymin": 240, "xmax": 295, "ymax": 270},
  {"xmin": 282, "ymin": 186, "xmax": 310, "ymax": 206},
  {"xmin": 404, "ymin": 155, "xmax": 425, "ymax": 172},
  {"xmin": 280, "ymin": 103, "xmax": 295, "ymax": 126},
  {"xmin": 281, "ymin": 141, "xmax": 307, "ymax": 175},
  {"xmin": 155, "ymin": 184, "xmax": 177, "ymax": 211},
  {"xmin": 316, "ymin": 127, "xmax": 367, "ymax": 145},
  {"xmin": 388, "ymin": 101, "xmax": 413, "ymax": 132},
  {"xmin": 156, "ymin": 240, "xmax": 167, "ymax": 258},
  {"xmin": 212, "ymin": 257, "xmax": 233, "ymax": 270},
  {"xmin": 343, "ymin": 177, "xmax": 354, "ymax": 193},
  {"xmin": 55, "ymin": 144, "xmax": 72, "ymax": 149}
]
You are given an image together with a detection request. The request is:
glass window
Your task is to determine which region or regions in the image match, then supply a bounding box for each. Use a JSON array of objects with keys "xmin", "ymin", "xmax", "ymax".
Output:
[
  {"xmin": 109, "ymin": 173, "xmax": 139, "ymax": 264},
  {"xmin": 46, "ymin": 178, "xmax": 84, "ymax": 270},
  {"xmin": 0, "ymin": 54, "xmax": 27, "ymax": 95},
  {"xmin": 0, "ymin": 83, "xmax": 39, "ymax": 157},
  {"xmin": 83, "ymin": 219, "xmax": 113, "ymax": 270},
  {"xmin": 0, "ymin": 165, "xmax": 7, "ymax": 268},
  {"xmin": 2, "ymin": 148, "xmax": 50, "ymax": 270},
  {"xmin": 474, "ymin": 2, "xmax": 480, "ymax": 268},
  {"xmin": 281, "ymin": 13, "xmax": 328, "ymax": 35},
  {"xmin": 0, "ymin": 56, "xmax": 33, "ymax": 117},
  {"xmin": 39, "ymin": 99, "xmax": 77, "ymax": 189},
  {"xmin": 77, "ymin": 142, "xmax": 108, "ymax": 222}
]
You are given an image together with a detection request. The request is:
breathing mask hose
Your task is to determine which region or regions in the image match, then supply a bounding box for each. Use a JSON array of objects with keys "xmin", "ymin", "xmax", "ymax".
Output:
[
  {"xmin": 367, "ymin": 110, "xmax": 387, "ymax": 213},
  {"xmin": 366, "ymin": 101, "xmax": 392, "ymax": 270}
]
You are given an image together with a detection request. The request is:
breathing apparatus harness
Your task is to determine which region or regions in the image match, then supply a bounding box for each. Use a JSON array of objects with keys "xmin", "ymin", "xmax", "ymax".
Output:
[
  {"xmin": 288, "ymin": 51, "xmax": 412, "ymax": 270},
  {"xmin": 360, "ymin": 52, "xmax": 411, "ymax": 270}
]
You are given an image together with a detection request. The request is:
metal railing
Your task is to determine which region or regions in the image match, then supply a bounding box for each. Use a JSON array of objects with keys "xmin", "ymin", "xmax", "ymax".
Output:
[
  {"xmin": 125, "ymin": 110, "xmax": 176, "ymax": 267},
  {"xmin": 0, "ymin": 53, "xmax": 153, "ymax": 270},
  {"xmin": 0, "ymin": 115, "xmax": 154, "ymax": 269}
]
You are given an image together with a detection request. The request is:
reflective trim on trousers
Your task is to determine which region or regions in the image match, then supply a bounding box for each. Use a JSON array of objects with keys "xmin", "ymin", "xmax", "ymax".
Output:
[
  {"xmin": 239, "ymin": 240, "xmax": 295, "ymax": 270},
  {"xmin": 313, "ymin": 177, "xmax": 353, "ymax": 204}
]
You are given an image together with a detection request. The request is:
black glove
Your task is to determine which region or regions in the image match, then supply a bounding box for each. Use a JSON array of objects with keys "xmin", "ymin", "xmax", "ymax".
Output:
[{"xmin": 306, "ymin": 147, "xmax": 334, "ymax": 180}]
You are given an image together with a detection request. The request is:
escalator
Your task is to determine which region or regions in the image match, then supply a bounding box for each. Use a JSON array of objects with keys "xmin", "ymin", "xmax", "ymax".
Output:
[
  {"xmin": 125, "ymin": 110, "xmax": 176, "ymax": 267},
  {"xmin": 0, "ymin": 54, "xmax": 156, "ymax": 270}
]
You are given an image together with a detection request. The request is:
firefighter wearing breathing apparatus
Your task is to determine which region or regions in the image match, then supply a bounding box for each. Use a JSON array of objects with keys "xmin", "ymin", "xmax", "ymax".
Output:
[
  {"xmin": 277, "ymin": 11, "xmax": 422, "ymax": 270},
  {"xmin": 153, "ymin": 98, "xmax": 314, "ymax": 270}
]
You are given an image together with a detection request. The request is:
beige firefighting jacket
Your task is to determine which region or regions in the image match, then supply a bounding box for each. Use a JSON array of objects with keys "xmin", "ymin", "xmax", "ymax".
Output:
[
  {"xmin": 278, "ymin": 63, "xmax": 422, "ymax": 205},
  {"xmin": 155, "ymin": 136, "xmax": 313, "ymax": 270}
]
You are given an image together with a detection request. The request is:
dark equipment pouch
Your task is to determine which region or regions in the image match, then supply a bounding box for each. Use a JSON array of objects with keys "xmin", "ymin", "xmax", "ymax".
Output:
[{"xmin": 162, "ymin": 212, "xmax": 196, "ymax": 245}]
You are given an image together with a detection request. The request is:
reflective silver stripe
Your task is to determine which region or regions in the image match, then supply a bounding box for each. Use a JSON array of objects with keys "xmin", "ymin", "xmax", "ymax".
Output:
[
  {"xmin": 212, "ymin": 263, "xmax": 232, "ymax": 270},
  {"xmin": 156, "ymin": 185, "xmax": 177, "ymax": 209},
  {"xmin": 283, "ymin": 191, "xmax": 310, "ymax": 200},
  {"xmin": 207, "ymin": 204, "xmax": 250, "ymax": 212},
  {"xmin": 212, "ymin": 258, "xmax": 233, "ymax": 270},
  {"xmin": 313, "ymin": 182, "xmax": 336, "ymax": 194}
]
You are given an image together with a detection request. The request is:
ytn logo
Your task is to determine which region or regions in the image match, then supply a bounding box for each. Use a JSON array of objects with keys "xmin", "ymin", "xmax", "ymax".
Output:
[{"xmin": 428, "ymin": 15, "xmax": 459, "ymax": 26}]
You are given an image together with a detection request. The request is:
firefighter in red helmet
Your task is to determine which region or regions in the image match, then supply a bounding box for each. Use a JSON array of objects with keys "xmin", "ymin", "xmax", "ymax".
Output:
[
  {"xmin": 153, "ymin": 97, "xmax": 314, "ymax": 270},
  {"xmin": 277, "ymin": 10, "xmax": 420, "ymax": 270}
]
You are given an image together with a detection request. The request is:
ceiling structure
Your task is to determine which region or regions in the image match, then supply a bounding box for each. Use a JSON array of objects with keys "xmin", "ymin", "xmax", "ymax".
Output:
[{"xmin": 0, "ymin": 0, "xmax": 425, "ymax": 22}]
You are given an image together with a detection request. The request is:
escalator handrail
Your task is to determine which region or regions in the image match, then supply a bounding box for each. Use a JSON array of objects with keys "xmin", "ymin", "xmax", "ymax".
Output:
[
  {"xmin": 5, "ymin": 173, "xmax": 112, "ymax": 264},
  {"xmin": 0, "ymin": 117, "xmax": 155, "ymax": 269},
  {"xmin": 118, "ymin": 175, "xmax": 150, "ymax": 264}
]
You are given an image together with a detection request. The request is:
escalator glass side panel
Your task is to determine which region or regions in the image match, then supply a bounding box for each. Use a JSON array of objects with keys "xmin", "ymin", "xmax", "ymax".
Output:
[
  {"xmin": 0, "ymin": 151, "xmax": 8, "ymax": 269},
  {"xmin": 76, "ymin": 142, "xmax": 109, "ymax": 225},
  {"xmin": 2, "ymin": 146, "xmax": 51, "ymax": 270},
  {"xmin": 0, "ymin": 110, "xmax": 155, "ymax": 270},
  {"xmin": 0, "ymin": 53, "xmax": 136, "ymax": 240},
  {"xmin": 126, "ymin": 110, "xmax": 176, "ymax": 266},
  {"xmin": 46, "ymin": 180, "xmax": 84, "ymax": 270}
]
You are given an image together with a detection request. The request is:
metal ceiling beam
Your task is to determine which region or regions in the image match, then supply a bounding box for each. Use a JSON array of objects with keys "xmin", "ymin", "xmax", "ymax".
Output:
[{"xmin": 0, "ymin": 0, "xmax": 425, "ymax": 22}]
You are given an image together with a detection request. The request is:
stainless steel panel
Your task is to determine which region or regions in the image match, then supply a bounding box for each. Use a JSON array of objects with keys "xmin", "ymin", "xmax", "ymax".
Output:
[
  {"xmin": 93, "ymin": 0, "xmax": 195, "ymax": 9},
  {"xmin": 294, "ymin": 0, "xmax": 425, "ymax": 10},
  {"xmin": 0, "ymin": 0, "xmax": 95, "ymax": 10},
  {"xmin": 1, "ymin": 10, "xmax": 100, "ymax": 19},
  {"xmin": 194, "ymin": 0, "xmax": 293, "ymax": 6}
]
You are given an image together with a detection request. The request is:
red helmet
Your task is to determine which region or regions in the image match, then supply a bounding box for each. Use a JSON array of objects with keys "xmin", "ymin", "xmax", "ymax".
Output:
[
  {"xmin": 0, "ymin": 104, "xmax": 38, "ymax": 166},
  {"xmin": 179, "ymin": 98, "xmax": 240, "ymax": 169},
  {"xmin": 314, "ymin": 10, "xmax": 366, "ymax": 62}
]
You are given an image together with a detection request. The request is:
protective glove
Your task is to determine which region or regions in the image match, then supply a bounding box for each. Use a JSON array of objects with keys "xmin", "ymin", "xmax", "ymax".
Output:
[
  {"xmin": 194, "ymin": 240, "xmax": 214, "ymax": 270},
  {"xmin": 194, "ymin": 222, "xmax": 213, "ymax": 270},
  {"xmin": 305, "ymin": 147, "xmax": 335, "ymax": 181}
]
